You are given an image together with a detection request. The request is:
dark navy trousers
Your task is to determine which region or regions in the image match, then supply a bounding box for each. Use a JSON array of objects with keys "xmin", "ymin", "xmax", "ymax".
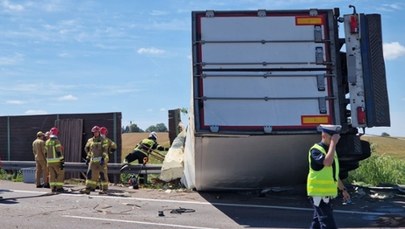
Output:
[{"xmin": 309, "ymin": 197, "xmax": 337, "ymax": 229}]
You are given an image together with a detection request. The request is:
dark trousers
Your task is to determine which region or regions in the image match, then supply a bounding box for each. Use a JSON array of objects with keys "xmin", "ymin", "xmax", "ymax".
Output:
[
  {"xmin": 125, "ymin": 150, "xmax": 147, "ymax": 164},
  {"xmin": 309, "ymin": 198, "xmax": 337, "ymax": 229},
  {"xmin": 124, "ymin": 150, "xmax": 147, "ymax": 184}
]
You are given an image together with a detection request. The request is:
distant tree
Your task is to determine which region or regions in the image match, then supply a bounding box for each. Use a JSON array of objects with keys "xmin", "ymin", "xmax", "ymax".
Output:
[
  {"xmin": 122, "ymin": 121, "xmax": 144, "ymax": 133},
  {"xmin": 145, "ymin": 123, "xmax": 168, "ymax": 132},
  {"xmin": 155, "ymin": 123, "xmax": 168, "ymax": 132},
  {"xmin": 381, "ymin": 132, "xmax": 390, "ymax": 137},
  {"xmin": 145, "ymin": 125, "xmax": 158, "ymax": 132},
  {"xmin": 180, "ymin": 107, "xmax": 188, "ymax": 114}
]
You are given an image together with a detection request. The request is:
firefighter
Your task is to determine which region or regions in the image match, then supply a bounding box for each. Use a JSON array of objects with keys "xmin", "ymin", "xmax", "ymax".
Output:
[
  {"xmin": 32, "ymin": 131, "xmax": 50, "ymax": 188},
  {"xmin": 45, "ymin": 127, "xmax": 65, "ymax": 193},
  {"xmin": 100, "ymin": 126, "xmax": 116, "ymax": 192},
  {"xmin": 44, "ymin": 131, "xmax": 51, "ymax": 140},
  {"xmin": 121, "ymin": 132, "xmax": 169, "ymax": 184},
  {"xmin": 307, "ymin": 124, "xmax": 350, "ymax": 229},
  {"xmin": 100, "ymin": 127, "xmax": 117, "ymax": 155},
  {"xmin": 81, "ymin": 126, "xmax": 109, "ymax": 194},
  {"xmin": 123, "ymin": 132, "xmax": 168, "ymax": 166}
]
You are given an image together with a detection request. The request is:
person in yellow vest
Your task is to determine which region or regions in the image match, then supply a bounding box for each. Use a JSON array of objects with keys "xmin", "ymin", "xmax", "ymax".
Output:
[
  {"xmin": 32, "ymin": 131, "xmax": 50, "ymax": 188},
  {"xmin": 100, "ymin": 126, "xmax": 117, "ymax": 157},
  {"xmin": 45, "ymin": 127, "xmax": 65, "ymax": 193},
  {"xmin": 120, "ymin": 132, "xmax": 168, "ymax": 186},
  {"xmin": 307, "ymin": 124, "xmax": 350, "ymax": 229},
  {"xmin": 121, "ymin": 132, "xmax": 168, "ymax": 167},
  {"xmin": 100, "ymin": 126, "xmax": 116, "ymax": 192},
  {"xmin": 81, "ymin": 126, "xmax": 109, "ymax": 194}
]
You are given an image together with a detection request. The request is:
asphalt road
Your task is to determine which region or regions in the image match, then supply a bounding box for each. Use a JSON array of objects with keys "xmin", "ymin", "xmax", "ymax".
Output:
[{"xmin": 0, "ymin": 181, "xmax": 404, "ymax": 228}]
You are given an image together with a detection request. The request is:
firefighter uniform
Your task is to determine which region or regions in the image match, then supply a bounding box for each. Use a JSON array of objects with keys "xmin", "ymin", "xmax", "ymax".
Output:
[
  {"xmin": 32, "ymin": 131, "xmax": 49, "ymax": 188},
  {"xmin": 121, "ymin": 132, "xmax": 168, "ymax": 185},
  {"xmin": 45, "ymin": 128, "xmax": 64, "ymax": 192},
  {"xmin": 123, "ymin": 132, "xmax": 167, "ymax": 165},
  {"xmin": 98, "ymin": 127, "xmax": 116, "ymax": 192},
  {"xmin": 82, "ymin": 127, "xmax": 109, "ymax": 194}
]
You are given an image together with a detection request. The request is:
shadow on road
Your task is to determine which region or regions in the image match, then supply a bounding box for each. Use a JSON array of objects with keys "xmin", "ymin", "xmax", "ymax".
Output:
[
  {"xmin": 198, "ymin": 185, "xmax": 405, "ymax": 228},
  {"xmin": 0, "ymin": 189, "xmax": 55, "ymax": 205}
]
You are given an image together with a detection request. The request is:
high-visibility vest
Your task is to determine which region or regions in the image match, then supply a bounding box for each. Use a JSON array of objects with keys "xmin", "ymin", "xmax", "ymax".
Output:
[
  {"xmin": 85, "ymin": 137, "xmax": 109, "ymax": 163},
  {"xmin": 134, "ymin": 138, "xmax": 155, "ymax": 155},
  {"xmin": 103, "ymin": 137, "xmax": 117, "ymax": 153},
  {"xmin": 45, "ymin": 138, "xmax": 63, "ymax": 163},
  {"xmin": 307, "ymin": 143, "xmax": 339, "ymax": 197}
]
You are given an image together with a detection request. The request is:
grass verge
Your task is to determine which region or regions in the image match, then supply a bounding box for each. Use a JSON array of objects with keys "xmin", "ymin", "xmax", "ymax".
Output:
[{"xmin": 348, "ymin": 154, "xmax": 405, "ymax": 186}]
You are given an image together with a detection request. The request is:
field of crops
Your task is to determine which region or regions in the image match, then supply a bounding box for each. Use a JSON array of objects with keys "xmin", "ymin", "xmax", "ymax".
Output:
[{"xmin": 361, "ymin": 135, "xmax": 405, "ymax": 160}]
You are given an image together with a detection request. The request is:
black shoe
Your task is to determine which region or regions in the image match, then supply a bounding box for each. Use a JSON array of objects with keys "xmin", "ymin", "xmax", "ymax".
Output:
[
  {"xmin": 43, "ymin": 183, "xmax": 50, "ymax": 188},
  {"xmin": 80, "ymin": 188, "xmax": 91, "ymax": 195},
  {"xmin": 36, "ymin": 185, "xmax": 43, "ymax": 188},
  {"xmin": 55, "ymin": 188, "xmax": 66, "ymax": 193},
  {"xmin": 98, "ymin": 190, "xmax": 108, "ymax": 195}
]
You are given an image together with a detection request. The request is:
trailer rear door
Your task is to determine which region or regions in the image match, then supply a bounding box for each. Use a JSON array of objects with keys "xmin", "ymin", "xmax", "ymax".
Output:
[{"xmin": 192, "ymin": 10, "xmax": 338, "ymax": 133}]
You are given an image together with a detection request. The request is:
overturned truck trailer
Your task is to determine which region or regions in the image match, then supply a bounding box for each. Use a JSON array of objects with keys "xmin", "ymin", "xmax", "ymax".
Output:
[{"xmin": 182, "ymin": 7, "xmax": 390, "ymax": 191}]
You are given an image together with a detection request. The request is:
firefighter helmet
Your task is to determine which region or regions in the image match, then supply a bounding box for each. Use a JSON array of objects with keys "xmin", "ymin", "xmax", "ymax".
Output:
[
  {"xmin": 50, "ymin": 127, "xmax": 59, "ymax": 136},
  {"xmin": 100, "ymin": 127, "xmax": 108, "ymax": 135},
  {"xmin": 36, "ymin": 131, "xmax": 44, "ymax": 137},
  {"xmin": 149, "ymin": 131, "xmax": 158, "ymax": 140},
  {"xmin": 91, "ymin": 125, "xmax": 100, "ymax": 133}
]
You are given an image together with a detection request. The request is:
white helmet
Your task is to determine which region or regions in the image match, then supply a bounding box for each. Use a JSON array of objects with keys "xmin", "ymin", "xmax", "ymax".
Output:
[{"xmin": 149, "ymin": 131, "xmax": 158, "ymax": 140}]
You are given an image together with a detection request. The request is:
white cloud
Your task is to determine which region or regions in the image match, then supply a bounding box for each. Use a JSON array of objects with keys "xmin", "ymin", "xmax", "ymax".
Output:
[
  {"xmin": 1, "ymin": 0, "xmax": 24, "ymax": 12},
  {"xmin": 58, "ymin": 94, "xmax": 78, "ymax": 101},
  {"xmin": 383, "ymin": 42, "xmax": 405, "ymax": 60},
  {"xmin": 150, "ymin": 10, "xmax": 168, "ymax": 16},
  {"xmin": 6, "ymin": 100, "xmax": 25, "ymax": 105},
  {"xmin": 160, "ymin": 108, "xmax": 166, "ymax": 112},
  {"xmin": 137, "ymin": 47, "xmax": 166, "ymax": 56},
  {"xmin": 377, "ymin": 3, "xmax": 403, "ymax": 12},
  {"xmin": 25, "ymin": 109, "xmax": 47, "ymax": 115},
  {"xmin": 0, "ymin": 53, "xmax": 24, "ymax": 66},
  {"xmin": 150, "ymin": 19, "xmax": 189, "ymax": 31},
  {"xmin": 58, "ymin": 52, "xmax": 71, "ymax": 58}
]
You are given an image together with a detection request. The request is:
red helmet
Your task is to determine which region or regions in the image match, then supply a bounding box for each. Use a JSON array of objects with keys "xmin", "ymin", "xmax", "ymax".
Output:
[
  {"xmin": 50, "ymin": 127, "xmax": 59, "ymax": 136},
  {"xmin": 91, "ymin": 125, "xmax": 100, "ymax": 133},
  {"xmin": 100, "ymin": 127, "xmax": 108, "ymax": 135}
]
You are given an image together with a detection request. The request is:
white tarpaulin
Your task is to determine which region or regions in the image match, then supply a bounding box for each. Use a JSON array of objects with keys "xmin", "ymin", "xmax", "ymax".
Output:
[{"xmin": 159, "ymin": 129, "xmax": 187, "ymax": 182}]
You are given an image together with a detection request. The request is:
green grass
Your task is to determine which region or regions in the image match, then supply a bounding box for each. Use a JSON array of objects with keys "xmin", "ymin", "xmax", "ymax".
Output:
[
  {"xmin": 348, "ymin": 153, "xmax": 405, "ymax": 186},
  {"xmin": 347, "ymin": 136, "xmax": 405, "ymax": 186},
  {"xmin": 0, "ymin": 169, "xmax": 23, "ymax": 182}
]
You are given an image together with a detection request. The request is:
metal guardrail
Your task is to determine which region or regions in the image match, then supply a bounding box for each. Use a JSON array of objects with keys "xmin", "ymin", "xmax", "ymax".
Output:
[{"xmin": 0, "ymin": 161, "xmax": 162, "ymax": 175}]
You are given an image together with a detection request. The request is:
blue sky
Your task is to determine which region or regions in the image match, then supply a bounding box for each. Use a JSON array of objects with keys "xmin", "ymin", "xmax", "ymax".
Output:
[{"xmin": 1, "ymin": 0, "xmax": 404, "ymax": 136}]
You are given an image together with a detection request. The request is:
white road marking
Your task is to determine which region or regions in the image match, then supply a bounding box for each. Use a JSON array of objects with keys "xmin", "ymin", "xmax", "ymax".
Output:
[
  {"xmin": 8, "ymin": 189, "xmax": 388, "ymax": 216},
  {"xmin": 62, "ymin": 215, "xmax": 218, "ymax": 229}
]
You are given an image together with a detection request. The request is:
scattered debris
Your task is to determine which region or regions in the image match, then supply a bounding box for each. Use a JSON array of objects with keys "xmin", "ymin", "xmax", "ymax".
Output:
[{"xmin": 169, "ymin": 207, "xmax": 196, "ymax": 214}]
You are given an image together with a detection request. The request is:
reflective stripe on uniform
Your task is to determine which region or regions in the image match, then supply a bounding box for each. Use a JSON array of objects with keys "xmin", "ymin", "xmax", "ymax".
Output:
[
  {"xmin": 307, "ymin": 143, "xmax": 339, "ymax": 197},
  {"xmin": 47, "ymin": 158, "xmax": 63, "ymax": 163}
]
